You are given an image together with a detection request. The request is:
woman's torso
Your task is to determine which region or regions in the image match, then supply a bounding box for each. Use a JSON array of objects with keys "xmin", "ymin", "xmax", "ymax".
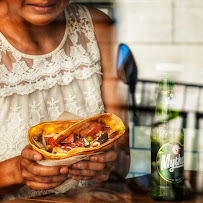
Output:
[{"xmin": 0, "ymin": 4, "xmax": 104, "ymax": 200}]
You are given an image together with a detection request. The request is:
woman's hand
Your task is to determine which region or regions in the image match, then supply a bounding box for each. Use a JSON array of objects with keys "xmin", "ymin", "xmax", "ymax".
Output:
[
  {"xmin": 20, "ymin": 145, "xmax": 69, "ymax": 190},
  {"xmin": 68, "ymin": 150, "xmax": 117, "ymax": 182}
]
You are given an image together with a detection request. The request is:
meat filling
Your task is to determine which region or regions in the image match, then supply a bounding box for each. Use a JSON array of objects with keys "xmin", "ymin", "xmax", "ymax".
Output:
[{"xmin": 45, "ymin": 121, "xmax": 116, "ymax": 154}]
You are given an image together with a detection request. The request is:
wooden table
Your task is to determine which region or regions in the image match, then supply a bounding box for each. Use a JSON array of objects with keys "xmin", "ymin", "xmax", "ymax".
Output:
[{"xmin": 3, "ymin": 171, "xmax": 203, "ymax": 203}]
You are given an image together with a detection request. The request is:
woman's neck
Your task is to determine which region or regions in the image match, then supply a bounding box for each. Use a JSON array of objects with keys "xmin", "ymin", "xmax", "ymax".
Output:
[{"xmin": 0, "ymin": 12, "xmax": 66, "ymax": 55}]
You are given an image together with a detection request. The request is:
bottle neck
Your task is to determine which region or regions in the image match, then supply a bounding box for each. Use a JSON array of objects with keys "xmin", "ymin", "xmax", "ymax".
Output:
[
  {"xmin": 155, "ymin": 91, "xmax": 169, "ymax": 122},
  {"xmin": 155, "ymin": 87, "xmax": 178, "ymax": 123}
]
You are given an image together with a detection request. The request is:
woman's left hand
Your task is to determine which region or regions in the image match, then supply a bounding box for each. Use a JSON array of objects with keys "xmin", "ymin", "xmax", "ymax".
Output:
[{"xmin": 68, "ymin": 150, "xmax": 117, "ymax": 182}]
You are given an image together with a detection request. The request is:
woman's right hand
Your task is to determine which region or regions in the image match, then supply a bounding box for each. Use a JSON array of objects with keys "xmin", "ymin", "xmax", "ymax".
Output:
[{"xmin": 20, "ymin": 145, "xmax": 69, "ymax": 190}]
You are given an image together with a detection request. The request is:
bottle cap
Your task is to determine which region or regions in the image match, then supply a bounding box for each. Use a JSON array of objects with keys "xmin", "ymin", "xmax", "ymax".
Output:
[
  {"xmin": 156, "ymin": 63, "xmax": 184, "ymax": 73},
  {"xmin": 156, "ymin": 63, "xmax": 184, "ymax": 81}
]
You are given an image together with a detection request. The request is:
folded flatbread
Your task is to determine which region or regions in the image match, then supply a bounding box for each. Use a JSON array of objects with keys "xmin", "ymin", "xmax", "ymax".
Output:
[{"xmin": 28, "ymin": 113, "xmax": 125, "ymax": 160}]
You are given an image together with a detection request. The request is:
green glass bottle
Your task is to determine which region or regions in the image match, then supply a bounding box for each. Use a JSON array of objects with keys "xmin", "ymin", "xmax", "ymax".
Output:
[{"xmin": 151, "ymin": 76, "xmax": 185, "ymax": 201}]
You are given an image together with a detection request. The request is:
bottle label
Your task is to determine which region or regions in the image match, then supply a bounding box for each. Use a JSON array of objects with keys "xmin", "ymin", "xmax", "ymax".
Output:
[{"xmin": 156, "ymin": 142, "xmax": 184, "ymax": 183}]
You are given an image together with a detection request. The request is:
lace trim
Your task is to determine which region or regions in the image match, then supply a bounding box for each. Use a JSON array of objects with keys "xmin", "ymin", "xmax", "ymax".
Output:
[{"xmin": 0, "ymin": 63, "xmax": 102, "ymax": 97}]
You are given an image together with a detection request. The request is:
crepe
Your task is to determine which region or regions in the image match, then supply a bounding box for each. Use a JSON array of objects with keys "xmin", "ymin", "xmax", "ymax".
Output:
[{"xmin": 28, "ymin": 113, "xmax": 125, "ymax": 160}]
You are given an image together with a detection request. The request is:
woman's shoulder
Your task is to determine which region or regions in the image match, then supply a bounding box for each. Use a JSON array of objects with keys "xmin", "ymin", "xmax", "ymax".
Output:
[
  {"xmin": 84, "ymin": 6, "xmax": 116, "ymax": 45},
  {"xmin": 67, "ymin": 4, "xmax": 113, "ymax": 26},
  {"xmin": 86, "ymin": 6, "xmax": 114, "ymax": 27},
  {"xmin": 85, "ymin": 6, "xmax": 116, "ymax": 42}
]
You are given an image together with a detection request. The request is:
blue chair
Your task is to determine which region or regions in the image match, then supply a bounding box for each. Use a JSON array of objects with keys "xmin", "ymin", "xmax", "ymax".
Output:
[{"xmin": 117, "ymin": 43, "xmax": 138, "ymax": 125}]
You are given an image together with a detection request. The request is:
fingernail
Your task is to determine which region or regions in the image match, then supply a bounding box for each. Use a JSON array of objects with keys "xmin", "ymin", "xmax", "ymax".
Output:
[
  {"xmin": 73, "ymin": 163, "xmax": 80, "ymax": 168},
  {"xmin": 34, "ymin": 154, "xmax": 41, "ymax": 161},
  {"xmin": 60, "ymin": 167, "xmax": 68, "ymax": 174}
]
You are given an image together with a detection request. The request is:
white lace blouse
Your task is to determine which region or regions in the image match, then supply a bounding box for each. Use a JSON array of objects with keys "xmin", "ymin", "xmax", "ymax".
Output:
[{"xmin": 0, "ymin": 4, "xmax": 104, "ymax": 201}]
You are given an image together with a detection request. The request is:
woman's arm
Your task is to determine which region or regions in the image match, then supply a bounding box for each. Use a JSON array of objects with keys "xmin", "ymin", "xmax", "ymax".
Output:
[
  {"xmin": 67, "ymin": 8, "xmax": 130, "ymax": 182},
  {"xmin": 0, "ymin": 157, "xmax": 24, "ymax": 195},
  {"xmin": 89, "ymin": 7, "xmax": 130, "ymax": 179}
]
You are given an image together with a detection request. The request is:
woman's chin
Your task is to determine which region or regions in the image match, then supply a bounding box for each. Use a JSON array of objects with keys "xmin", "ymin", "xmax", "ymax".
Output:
[{"xmin": 25, "ymin": 15, "xmax": 60, "ymax": 26}]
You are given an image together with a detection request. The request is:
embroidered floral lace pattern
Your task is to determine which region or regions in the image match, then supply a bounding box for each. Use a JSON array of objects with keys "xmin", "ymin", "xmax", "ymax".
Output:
[{"xmin": 0, "ymin": 4, "xmax": 105, "ymax": 201}]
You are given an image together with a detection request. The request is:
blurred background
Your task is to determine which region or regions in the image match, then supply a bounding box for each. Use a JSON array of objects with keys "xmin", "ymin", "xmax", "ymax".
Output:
[{"xmin": 71, "ymin": 0, "xmax": 203, "ymax": 192}]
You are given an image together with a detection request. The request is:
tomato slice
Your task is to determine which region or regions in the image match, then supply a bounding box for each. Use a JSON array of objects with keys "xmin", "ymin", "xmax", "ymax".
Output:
[
  {"xmin": 47, "ymin": 137, "xmax": 56, "ymax": 146},
  {"xmin": 87, "ymin": 124, "xmax": 103, "ymax": 137},
  {"xmin": 62, "ymin": 133, "xmax": 74, "ymax": 143}
]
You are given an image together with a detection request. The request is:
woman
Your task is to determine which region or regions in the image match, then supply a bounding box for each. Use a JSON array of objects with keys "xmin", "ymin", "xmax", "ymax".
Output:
[{"xmin": 0, "ymin": 0, "xmax": 130, "ymax": 200}]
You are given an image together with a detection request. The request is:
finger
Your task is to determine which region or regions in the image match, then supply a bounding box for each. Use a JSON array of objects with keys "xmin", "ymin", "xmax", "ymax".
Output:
[
  {"xmin": 69, "ymin": 164, "xmax": 114, "ymax": 181},
  {"xmin": 21, "ymin": 159, "xmax": 68, "ymax": 176},
  {"xmin": 22, "ymin": 168, "xmax": 69, "ymax": 183},
  {"xmin": 91, "ymin": 166, "xmax": 113, "ymax": 182},
  {"xmin": 89, "ymin": 150, "xmax": 117, "ymax": 163},
  {"xmin": 68, "ymin": 169, "xmax": 97, "ymax": 177},
  {"xmin": 26, "ymin": 181, "xmax": 64, "ymax": 191},
  {"xmin": 105, "ymin": 163, "xmax": 115, "ymax": 173},
  {"xmin": 21, "ymin": 145, "xmax": 43, "ymax": 161},
  {"xmin": 71, "ymin": 161, "xmax": 104, "ymax": 171}
]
